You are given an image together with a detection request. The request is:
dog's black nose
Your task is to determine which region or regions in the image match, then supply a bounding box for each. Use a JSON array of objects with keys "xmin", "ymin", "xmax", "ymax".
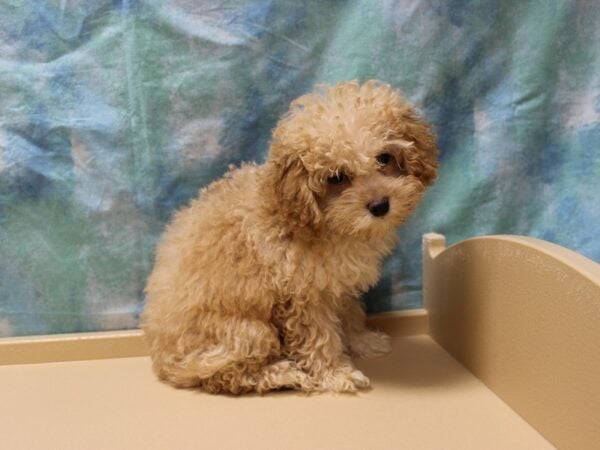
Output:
[{"xmin": 367, "ymin": 197, "xmax": 390, "ymax": 217}]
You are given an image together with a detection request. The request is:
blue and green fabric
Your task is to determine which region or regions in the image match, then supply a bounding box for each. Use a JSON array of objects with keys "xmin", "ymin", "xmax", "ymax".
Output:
[{"xmin": 0, "ymin": 0, "xmax": 598, "ymax": 336}]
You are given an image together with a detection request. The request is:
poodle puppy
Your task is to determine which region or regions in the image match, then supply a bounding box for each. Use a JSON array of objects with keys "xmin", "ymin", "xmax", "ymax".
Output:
[{"xmin": 142, "ymin": 80, "xmax": 438, "ymax": 394}]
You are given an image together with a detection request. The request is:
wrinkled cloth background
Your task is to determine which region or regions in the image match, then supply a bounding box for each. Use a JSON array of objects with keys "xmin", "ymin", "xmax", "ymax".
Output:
[{"xmin": 0, "ymin": 0, "xmax": 599, "ymax": 336}]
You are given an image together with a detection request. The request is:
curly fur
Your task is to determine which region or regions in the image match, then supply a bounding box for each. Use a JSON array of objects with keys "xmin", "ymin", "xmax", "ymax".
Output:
[{"xmin": 142, "ymin": 80, "xmax": 438, "ymax": 394}]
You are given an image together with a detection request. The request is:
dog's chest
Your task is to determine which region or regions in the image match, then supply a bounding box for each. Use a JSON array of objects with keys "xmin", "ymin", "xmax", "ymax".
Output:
[{"xmin": 278, "ymin": 237, "xmax": 390, "ymax": 298}]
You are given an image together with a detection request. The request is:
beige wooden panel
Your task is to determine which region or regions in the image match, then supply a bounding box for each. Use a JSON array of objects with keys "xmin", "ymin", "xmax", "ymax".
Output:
[
  {"xmin": 0, "ymin": 310, "xmax": 427, "ymax": 365},
  {"xmin": 0, "ymin": 330, "xmax": 148, "ymax": 365},
  {"xmin": 423, "ymin": 233, "xmax": 600, "ymax": 450}
]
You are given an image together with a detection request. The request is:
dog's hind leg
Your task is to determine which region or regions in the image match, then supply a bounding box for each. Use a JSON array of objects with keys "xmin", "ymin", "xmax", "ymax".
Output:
[
  {"xmin": 252, "ymin": 360, "xmax": 313, "ymax": 393},
  {"xmin": 150, "ymin": 315, "xmax": 282, "ymax": 391},
  {"xmin": 200, "ymin": 359, "xmax": 312, "ymax": 394}
]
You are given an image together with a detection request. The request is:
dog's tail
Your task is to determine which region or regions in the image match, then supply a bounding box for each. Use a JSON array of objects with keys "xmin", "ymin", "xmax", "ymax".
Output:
[
  {"xmin": 170, "ymin": 344, "xmax": 237, "ymax": 380},
  {"xmin": 147, "ymin": 344, "xmax": 238, "ymax": 389},
  {"xmin": 148, "ymin": 318, "xmax": 280, "ymax": 388}
]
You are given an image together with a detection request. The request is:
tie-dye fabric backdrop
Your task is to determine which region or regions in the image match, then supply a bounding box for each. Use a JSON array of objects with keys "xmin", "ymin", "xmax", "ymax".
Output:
[{"xmin": 1, "ymin": 1, "xmax": 599, "ymax": 336}]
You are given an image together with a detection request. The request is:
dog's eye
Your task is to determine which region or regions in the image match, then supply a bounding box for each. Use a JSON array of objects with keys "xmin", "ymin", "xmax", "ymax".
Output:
[
  {"xmin": 376, "ymin": 153, "xmax": 392, "ymax": 166},
  {"xmin": 327, "ymin": 173, "xmax": 348, "ymax": 185}
]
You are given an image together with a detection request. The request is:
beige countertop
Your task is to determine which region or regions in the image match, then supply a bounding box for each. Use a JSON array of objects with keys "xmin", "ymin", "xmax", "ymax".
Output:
[{"xmin": 0, "ymin": 335, "xmax": 552, "ymax": 450}]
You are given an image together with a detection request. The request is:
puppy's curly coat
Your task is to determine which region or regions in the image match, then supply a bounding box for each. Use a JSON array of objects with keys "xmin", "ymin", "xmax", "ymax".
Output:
[{"xmin": 142, "ymin": 80, "xmax": 438, "ymax": 394}]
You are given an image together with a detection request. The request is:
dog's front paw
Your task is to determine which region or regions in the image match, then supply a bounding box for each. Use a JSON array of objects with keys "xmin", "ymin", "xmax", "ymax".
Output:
[
  {"xmin": 347, "ymin": 330, "xmax": 392, "ymax": 358},
  {"xmin": 315, "ymin": 367, "xmax": 370, "ymax": 393}
]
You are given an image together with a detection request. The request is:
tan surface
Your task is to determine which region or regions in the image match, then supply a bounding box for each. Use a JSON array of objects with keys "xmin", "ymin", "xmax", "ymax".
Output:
[
  {"xmin": 0, "ymin": 336, "xmax": 551, "ymax": 450},
  {"xmin": 423, "ymin": 233, "xmax": 600, "ymax": 450},
  {"xmin": 0, "ymin": 310, "xmax": 427, "ymax": 366}
]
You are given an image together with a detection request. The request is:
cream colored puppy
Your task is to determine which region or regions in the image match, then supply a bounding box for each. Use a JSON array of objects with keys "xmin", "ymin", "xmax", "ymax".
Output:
[{"xmin": 142, "ymin": 80, "xmax": 438, "ymax": 394}]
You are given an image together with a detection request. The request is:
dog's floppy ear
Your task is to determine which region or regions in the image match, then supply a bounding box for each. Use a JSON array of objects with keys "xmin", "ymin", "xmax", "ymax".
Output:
[
  {"xmin": 365, "ymin": 80, "xmax": 438, "ymax": 186},
  {"xmin": 399, "ymin": 109, "xmax": 438, "ymax": 186},
  {"xmin": 401, "ymin": 112, "xmax": 438, "ymax": 186},
  {"xmin": 265, "ymin": 154, "xmax": 321, "ymax": 232}
]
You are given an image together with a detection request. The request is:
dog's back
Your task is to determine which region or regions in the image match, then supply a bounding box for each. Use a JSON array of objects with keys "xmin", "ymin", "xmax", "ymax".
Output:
[{"xmin": 141, "ymin": 163, "xmax": 284, "ymax": 392}]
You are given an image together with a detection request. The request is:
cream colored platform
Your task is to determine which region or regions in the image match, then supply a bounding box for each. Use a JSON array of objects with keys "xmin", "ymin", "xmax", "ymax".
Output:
[
  {"xmin": 2, "ymin": 233, "xmax": 599, "ymax": 449},
  {"xmin": 0, "ymin": 335, "xmax": 551, "ymax": 450}
]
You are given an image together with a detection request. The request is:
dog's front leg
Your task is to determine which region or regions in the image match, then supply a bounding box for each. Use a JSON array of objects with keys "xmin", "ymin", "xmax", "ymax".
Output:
[
  {"xmin": 341, "ymin": 297, "xmax": 392, "ymax": 358},
  {"xmin": 282, "ymin": 295, "xmax": 370, "ymax": 393}
]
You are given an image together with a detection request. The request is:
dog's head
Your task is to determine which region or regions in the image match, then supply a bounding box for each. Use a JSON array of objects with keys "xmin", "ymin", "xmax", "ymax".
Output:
[{"xmin": 264, "ymin": 80, "xmax": 438, "ymax": 239}]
